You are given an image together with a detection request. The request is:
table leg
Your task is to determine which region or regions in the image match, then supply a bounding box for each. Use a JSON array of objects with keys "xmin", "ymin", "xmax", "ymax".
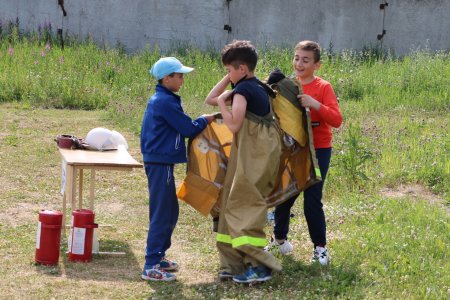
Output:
[
  {"xmin": 89, "ymin": 169, "xmax": 95, "ymax": 210},
  {"xmin": 61, "ymin": 160, "xmax": 68, "ymax": 231},
  {"xmin": 67, "ymin": 165, "xmax": 77, "ymax": 211},
  {"xmin": 62, "ymin": 192, "xmax": 67, "ymax": 230},
  {"xmin": 79, "ymin": 169, "xmax": 84, "ymax": 209}
]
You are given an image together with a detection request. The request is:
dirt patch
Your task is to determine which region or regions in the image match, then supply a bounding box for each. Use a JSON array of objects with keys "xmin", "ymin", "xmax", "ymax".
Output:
[
  {"xmin": 0, "ymin": 176, "xmax": 15, "ymax": 194},
  {"xmin": 380, "ymin": 183, "xmax": 449, "ymax": 213},
  {"xmin": 94, "ymin": 202, "xmax": 125, "ymax": 214},
  {"xmin": 0, "ymin": 202, "xmax": 44, "ymax": 227}
]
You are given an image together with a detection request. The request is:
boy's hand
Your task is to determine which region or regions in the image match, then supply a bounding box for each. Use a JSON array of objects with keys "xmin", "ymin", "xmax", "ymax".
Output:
[
  {"xmin": 202, "ymin": 114, "xmax": 216, "ymax": 124},
  {"xmin": 298, "ymin": 94, "xmax": 321, "ymax": 111},
  {"xmin": 218, "ymin": 90, "xmax": 233, "ymax": 105}
]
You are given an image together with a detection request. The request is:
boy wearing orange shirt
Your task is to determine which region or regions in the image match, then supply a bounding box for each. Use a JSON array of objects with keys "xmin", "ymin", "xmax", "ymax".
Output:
[{"xmin": 266, "ymin": 40, "xmax": 342, "ymax": 265}]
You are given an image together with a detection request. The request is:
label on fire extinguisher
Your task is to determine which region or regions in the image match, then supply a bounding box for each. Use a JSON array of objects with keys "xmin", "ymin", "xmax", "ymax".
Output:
[
  {"xmin": 71, "ymin": 227, "xmax": 86, "ymax": 255},
  {"xmin": 36, "ymin": 221, "xmax": 41, "ymax": 249}
]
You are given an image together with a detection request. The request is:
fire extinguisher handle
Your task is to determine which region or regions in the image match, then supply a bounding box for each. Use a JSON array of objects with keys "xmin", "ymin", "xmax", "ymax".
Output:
[
  {"xmin": 41, "ymin": 224, "xmax": 62, "ymax": 229},
  {"xmin": 83, "ymin": 223, "xmax": 99, "ymax": 229}
]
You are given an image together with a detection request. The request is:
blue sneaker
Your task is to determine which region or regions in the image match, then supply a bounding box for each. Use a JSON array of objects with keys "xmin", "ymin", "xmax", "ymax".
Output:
[
  {"xmin": 232, "ymin": 266, "xmax": 272, "ymax": 284},
  {"xmin": 159, "ymin": 257, "xmax": 179, "ymax": 271},
  {"xmin": 218, "ymin": 270, "xmax": 233, "ymax": 281},
  {"xmin": 141, "ymin": 265, "xmax": 176, "ymax": 281}
]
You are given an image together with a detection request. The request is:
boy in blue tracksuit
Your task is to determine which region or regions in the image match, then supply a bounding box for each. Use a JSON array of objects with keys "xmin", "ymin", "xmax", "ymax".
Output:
[{"xmin": 140, "ymin": 57, "xmax": 214, "ymax": 281}]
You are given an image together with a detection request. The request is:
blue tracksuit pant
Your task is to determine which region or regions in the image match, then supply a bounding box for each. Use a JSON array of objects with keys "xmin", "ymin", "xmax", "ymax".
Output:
[
  {"xmin": 144, "ymin": 163, "xmax": 179, "ymax": 269},
  {"xmin": 274, "ymin": 148, "xmax": 332, "ymax": 247}
]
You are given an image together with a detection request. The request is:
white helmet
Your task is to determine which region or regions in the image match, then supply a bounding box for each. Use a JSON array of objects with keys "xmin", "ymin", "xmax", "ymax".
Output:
[{"xmin": 85, "ymin": 127, "xmax": 128, "ymax": 151}]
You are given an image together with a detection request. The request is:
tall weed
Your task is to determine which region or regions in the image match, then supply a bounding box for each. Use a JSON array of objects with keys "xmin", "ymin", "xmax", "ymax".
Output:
[{"xmin": 334, "ymin": 123, "xmax": 374, "ymax": 191}]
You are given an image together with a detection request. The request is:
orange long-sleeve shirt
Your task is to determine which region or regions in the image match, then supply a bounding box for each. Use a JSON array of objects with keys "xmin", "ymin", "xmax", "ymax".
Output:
[{"xmin": 302, "ymin": 76, "xmax": 342, "ymax": 149}]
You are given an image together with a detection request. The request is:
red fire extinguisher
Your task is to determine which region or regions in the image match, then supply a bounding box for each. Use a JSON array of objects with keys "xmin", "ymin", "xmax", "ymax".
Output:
[
  {"xmin": 35, "ymin": 210, "xmax": 63, "ymax": 265},
  {"xmin": 68, "ymin": 209, "xmax": 98, "ymax": 262}
]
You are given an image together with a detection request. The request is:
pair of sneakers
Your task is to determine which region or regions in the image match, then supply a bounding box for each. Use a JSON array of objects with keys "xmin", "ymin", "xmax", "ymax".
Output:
[
  {"xmin": 264, "ymin": 237, "xmax": 330, "ymax": 266},
  {"xmin": 141, "ymin": 257, "xmax": 179, "ymax": 282},
  {"xmin": 232, "ymin": 265, "xmax": 272, "ymax": 284}
]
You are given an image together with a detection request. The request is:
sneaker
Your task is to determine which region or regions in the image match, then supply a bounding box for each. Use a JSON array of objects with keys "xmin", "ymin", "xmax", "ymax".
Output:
[
  {"xmin": 218, "ymin": 270, "xmax": 233, "ymax": 281},
  {"xmin": 264, "ymin": 237, "xmax": 293, "ymax": 255},
  {"xmin": 159, "ymin": 257, "xmax": 179, "ymax": 271},
  {"xmin": 232, "ymin": 266, "xmax": 272, "ymax": 284},
  {"xmin": 141, "ymin": 265, "xmax": 176, "ymax": 281},
  {"xmin": 312, "ymin": 246, "xmax": 329, "ymax": 266}
]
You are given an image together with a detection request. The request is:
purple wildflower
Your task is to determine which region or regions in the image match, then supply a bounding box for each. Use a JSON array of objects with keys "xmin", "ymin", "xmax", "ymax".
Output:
[
  {"xmin": 41, "ymin": 50, "xmax": 46, "ymax": 57},
  {"xmin": 8, "ymin": 47, "xmax": 14, "ymax": 56},
  {"xmin": 45, "ymin": 42, "xmax": 51, "ymax": 51}
]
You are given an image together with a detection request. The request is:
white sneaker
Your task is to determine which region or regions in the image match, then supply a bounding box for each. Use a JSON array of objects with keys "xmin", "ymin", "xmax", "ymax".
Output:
[
  {"xmin": 264, "ymin": 237, "xmax": 293, "ymax": 255},
  {"xmin": 312, "ymin": 246, "xmax": 329, "ymax": 265}
]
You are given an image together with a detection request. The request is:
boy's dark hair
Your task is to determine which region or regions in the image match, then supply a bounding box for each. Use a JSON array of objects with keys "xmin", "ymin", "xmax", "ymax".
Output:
[
  {"xmin": 157, "ymin": 72, "xmax": 175, "ymax": 84},
  {"xmin": 295, "ymin": 40, "xmax": 321, "ymax": 63},
  {"xmin": 221, "ymin": 40, "xmax": 258, "ymax": 71}
]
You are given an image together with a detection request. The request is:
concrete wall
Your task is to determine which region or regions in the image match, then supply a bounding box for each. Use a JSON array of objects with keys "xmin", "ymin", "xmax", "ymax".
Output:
[
  {"xmin": 384, "ymin": 0, "xmax": 450, "ymax": 53},
  {"xmin": 227, "ymin": 1, "xmax": 382, "ymax": 50},
  {"xmin": 0, "ymin": 0, "xmax": 448, "ymax": 54}
]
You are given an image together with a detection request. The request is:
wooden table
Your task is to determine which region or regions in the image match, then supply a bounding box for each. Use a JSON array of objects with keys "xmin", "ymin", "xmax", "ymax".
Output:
[{"xmin": 59, "ymin": 148, "xmax": 142, "ymax": 227}]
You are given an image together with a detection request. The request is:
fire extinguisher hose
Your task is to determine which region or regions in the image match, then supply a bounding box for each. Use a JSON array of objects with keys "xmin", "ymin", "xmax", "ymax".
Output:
[{"xmin": 81, "ymin": 223, "xmax": 99, "ymax": 229}]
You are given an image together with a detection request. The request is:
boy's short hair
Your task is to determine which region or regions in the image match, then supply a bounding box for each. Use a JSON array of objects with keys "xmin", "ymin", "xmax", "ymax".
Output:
[
  {"xmin": 157, "ymin": 72, "xmax": 175, "ymax": 84},
  {"xmin": 221, "ymin": 40, "xmax": 258, "ymax": 71},
  {"xmin": 295, "ymin": 40, "xmax": 321, "ymax": 63}
]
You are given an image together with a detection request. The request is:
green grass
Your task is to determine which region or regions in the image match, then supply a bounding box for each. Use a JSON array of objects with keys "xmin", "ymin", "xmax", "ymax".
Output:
[{"xmin": 0, "ymin": 26, "xmax": 449, "ymax": 299}]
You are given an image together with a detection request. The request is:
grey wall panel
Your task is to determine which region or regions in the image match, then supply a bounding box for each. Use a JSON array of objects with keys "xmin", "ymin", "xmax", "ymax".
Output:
[
  {"xmin": 383, "ymin": 0, "xmax": 450, "ymax": 54},
  {"xmin": 0, "ymin": 0, "xmax": 448, "ymax": 54},
  {"xmin": 227, "ymin": 0, "xmax": 382, "ymax": 51}
]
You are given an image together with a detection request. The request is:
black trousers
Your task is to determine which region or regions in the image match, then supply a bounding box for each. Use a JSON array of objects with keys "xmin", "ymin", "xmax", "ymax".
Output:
[{"xmin": 273, "ymin": 148, "xmax": 332, "ymax": 247}]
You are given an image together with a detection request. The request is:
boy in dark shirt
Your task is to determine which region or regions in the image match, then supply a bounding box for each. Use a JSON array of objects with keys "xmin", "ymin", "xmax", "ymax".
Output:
[{"xmin": 205, "ymin": 40, "xmax": 282, "ymax": 283}]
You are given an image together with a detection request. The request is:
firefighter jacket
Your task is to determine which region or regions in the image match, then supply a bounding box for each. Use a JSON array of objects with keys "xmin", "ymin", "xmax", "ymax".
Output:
[{"xmin": 177, "ymin": 71, "xmax": 321, "ymax": 217}]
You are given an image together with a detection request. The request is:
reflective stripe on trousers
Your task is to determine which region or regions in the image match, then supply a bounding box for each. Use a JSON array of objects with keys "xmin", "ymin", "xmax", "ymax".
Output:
[{"xmin": 216, "ymin": 233, "xmax": 267, "ymax": 248}]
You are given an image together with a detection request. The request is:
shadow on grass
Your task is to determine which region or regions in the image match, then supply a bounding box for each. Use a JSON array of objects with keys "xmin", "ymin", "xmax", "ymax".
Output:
[
  {"xmin": 272, "ymin": 255, "xmax": 362, "ymax": 297},
  {"xmin": 143, "ymin": 255, "xmax": 362, "ymax": 299},
  {"xmin": 146, "ymin": 280, "xmax": 186, "ymax": 298},
  {"xmin": 35, "ymin": 238, "xmax": 141, "ymax": 282}
]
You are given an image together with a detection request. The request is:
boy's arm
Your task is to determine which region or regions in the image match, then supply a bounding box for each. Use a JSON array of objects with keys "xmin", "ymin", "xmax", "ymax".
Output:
[
  {"xmin": 299, "ymin": 86, "xmax": 342, "ymax": 128},
  {"xmin": 205, "ymin": 75, "xmax": 233, "ymax": 106},
  {"xmin": 316, "ymin": 85, "xmax": 342, "ymax": 128},
  {"xmin": 159, "ymin": 101, "xmax": 212, "ymax": 138},
  {"xmin": 218, "ymin": 93, "xmax": 246, "ymax": 133}
]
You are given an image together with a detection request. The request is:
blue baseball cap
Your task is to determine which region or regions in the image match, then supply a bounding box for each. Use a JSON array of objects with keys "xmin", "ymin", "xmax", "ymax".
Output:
[{"xmin": 149, "ymin": 57, "xmax": 194, "ymax": 80}]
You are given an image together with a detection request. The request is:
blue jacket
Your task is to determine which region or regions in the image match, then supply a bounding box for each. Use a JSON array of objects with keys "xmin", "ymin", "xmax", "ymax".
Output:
[{"xmin": 140, "ymin": 84, "xmax": 208, "ymax": 164}]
